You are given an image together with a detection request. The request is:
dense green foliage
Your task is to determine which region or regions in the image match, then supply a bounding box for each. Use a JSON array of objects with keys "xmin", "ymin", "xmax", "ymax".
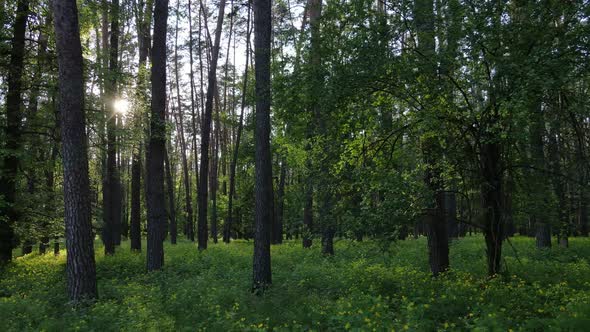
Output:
[{"xmin": 2, "ymin": 236, "xmax": 589, "ymax": 331}]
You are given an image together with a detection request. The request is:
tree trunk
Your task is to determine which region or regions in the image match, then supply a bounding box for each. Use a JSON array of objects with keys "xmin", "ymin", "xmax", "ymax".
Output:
[
  {"xmin": 536, "ymin": 223, "xmax": 552, "ymax": 248},
  {"xmin": 131, "ymin": 0, "xmax": 153, "ymax": 252},
  {"xmin": 130, "ymin": 147, "xmax": 142, "ymax": 251},
  {"xmin": 275, "ymin": 159, "xmax": 286, "ymax": 244},
  {"xmin": 197, "ymin": 0, "xmax": 226, "ymax": 250},
  {"xmin": 187, "ymin": 0, "xmax": 198, "ymax": 242},
  {"xmin": 164, "ymin": 146, "xmax": 177, "ymax": 244},
  {"xmin": 146, "ymin": 0, "xmax": 169, "ymax": 271},
  {"xmin": 226, "ymin": 2, "xmax": 251, "ymax": 243},
  {"xmin": 53, "ymin": 0, "xmax": 98, "ymax": 301},
  {"xmin": 173, "ymin": 3, "xmax": 190, "ymax": 245},
  {"xmin": 103, "ymin": 0, "xmax": 121, "ymax": 255},
  {"xmin": 481, "ymin": 142, "xmax": 503, "ymax": 276},
  {"xmin": 0, "ymin": 0, "xmax": 28, "ymax": 264},
  {"xmin": 252, "ymin": 0, "xmax": 273, "ymax": 292},
  {"xmin": 415, "ymin": 0, "xmax": 449, "ymax": 276}
]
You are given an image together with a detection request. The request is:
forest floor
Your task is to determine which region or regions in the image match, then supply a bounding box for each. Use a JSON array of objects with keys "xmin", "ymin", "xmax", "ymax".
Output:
[{"xmin": 1, "ymin": 235, "xmax": 589, "ymax": 331}]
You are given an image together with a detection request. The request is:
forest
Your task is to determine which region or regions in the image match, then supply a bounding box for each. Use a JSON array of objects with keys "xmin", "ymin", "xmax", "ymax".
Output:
[{"xmin": 0, "ymin": 0, "xmax": 589, "ymax": 330}]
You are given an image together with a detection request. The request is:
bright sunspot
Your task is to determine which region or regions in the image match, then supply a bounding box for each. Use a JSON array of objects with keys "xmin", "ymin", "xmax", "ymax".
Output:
[{"xmin": 113, "ymin": 99, "xmax": 129, "ymax": 115}]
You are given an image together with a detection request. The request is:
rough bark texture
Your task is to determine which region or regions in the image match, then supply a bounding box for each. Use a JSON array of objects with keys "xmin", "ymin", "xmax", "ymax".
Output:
[
  {"xmin": 197, "ymin": 0, "xmax": 226, "ymax": 250},
  {"xmin": 252, "ymin": 0, "xmax": 273, "ymax": 292},
  {"xmin": 146, "ymin": 0, "xmax": 169, "ymax": 271},
  {"xmin": 53, "ymin": 0, "xmax": 98, "ymax": 301},
  {"xmin": 0, "ymin": 0, "xmax": 28, "ymax": 264}
]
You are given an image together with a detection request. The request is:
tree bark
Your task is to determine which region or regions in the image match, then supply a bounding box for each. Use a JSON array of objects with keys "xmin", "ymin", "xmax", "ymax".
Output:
[
  {"xmin": 130, "ymin": 146, "xmax": 142, "ymax": 251},
  {"xmin": 146, "ymin": 0, "xmax": 169, "ymax": 271},
  {"xmin": 164, "ymin": 146, "xmax": 177, "ymax": 244},
  {"xmin": 225, "ymin": 1, "xmax": 251, "ymax": 243},
  {"xmin": 187, "ymin": 0, "xmax": 198, "ymax": 242},
  {"xmin": 103, "ymin": 0, "xmax": 121, "ymax": 255},
  {"xmin": 0, "ymin": 0, "xmax": 28, "ymax": 264},
  {"xmin": 275, "ymin": 159, "xmax": 286, "ymax": 244},
  {"xmin": 252, "ymin": 0, "xmax": 273, "ymax": 292},
  {"xmin": 173, "ymin": 2, "xmax": 190, "ymax": 245},
  {"xmin": 53, "ymin": 0, "xmax": 98, "ymax": 301},
  {"xmin": 197, "ymin": 0, "xmax": 226, "ymax": 250},
  {"xmin": 415, "ymin": 0, "xmax": 449, "ymax": 276}
]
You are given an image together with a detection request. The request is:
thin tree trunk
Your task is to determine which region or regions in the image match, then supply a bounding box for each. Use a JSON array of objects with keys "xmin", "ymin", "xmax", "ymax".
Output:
[
  {"xmin": 174, "ymin": 0, "xmax": 192, "ymax": 245},
  {"xmin": 188, "ymin": 0, "xmax": 198, "ymax": 242},
  {"xmin": 53, "ymin": 0, "xmax": 98, "ymax": 301},
  {"xmin": 164, "ymin": 145, "xmax": 177, "ymax": 244},
  {"xmin": 103, "ymin": 0, "xmax": 121, "ymax": 255},
  {"xmin": 130, "ymin": 145, "xmax": 142, "ymax": 251},
  {"xmin": 225, "ymin": 1, "xmax": 251, "ymax": 243},
  {"xmin": 275, "ymin": 159, "xmax": 286, "ymax": 244},
  {"xmin": 197, "ymin": 0, "xmax": 226, "ymax": 250}
]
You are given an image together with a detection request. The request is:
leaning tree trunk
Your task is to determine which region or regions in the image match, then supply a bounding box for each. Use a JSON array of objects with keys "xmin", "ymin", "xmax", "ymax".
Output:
[
  {"xmin": 252, "ymin": 0, "xmax": 273, "ymax": 292},
  {"xmin": 53, "ymin": 0, "xmax": 98, "ymax": 301},
  {"xmin": 0, "ymin": 0, "xmax": 28, "ymax": 264},
  {"xmin": 197, "ymin": 0, "xmax": 226, "ymax": 250},
  {"xmin": 146, "ymin": 0, "xmax": 169, "ymax": 271}
]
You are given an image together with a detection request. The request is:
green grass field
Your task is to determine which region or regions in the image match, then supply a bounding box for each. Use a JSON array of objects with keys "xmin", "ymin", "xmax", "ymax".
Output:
[{"xmin": 1, "ymin": 236, "xmax": 589, "ymax": 331}]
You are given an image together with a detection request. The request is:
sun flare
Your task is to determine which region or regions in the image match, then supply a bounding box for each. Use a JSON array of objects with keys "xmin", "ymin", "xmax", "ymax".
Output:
[{"xmin": 113, "ymin": 99, "xmax": 129, "ymax": 115}]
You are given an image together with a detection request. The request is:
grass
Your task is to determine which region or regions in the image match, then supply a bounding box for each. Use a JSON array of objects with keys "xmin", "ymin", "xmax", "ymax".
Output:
[{"xmin": 1, "ymin": 235, "xmax": 589, "ymax": 331}]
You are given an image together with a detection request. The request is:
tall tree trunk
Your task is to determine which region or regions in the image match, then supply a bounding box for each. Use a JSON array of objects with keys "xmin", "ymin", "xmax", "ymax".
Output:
[
  {"xmin": 197, "ymin": 0, "xmax": 226, "ymax": 250},
  {"xmin": 415, "ymin": 0, "xmax": 449, "ymax": 275},
  {"xmin": 529, "ymin": 102, "xmax": 552, "ymax": 248},
  {"xmin": 302, "ymin": 0, "xmax": 322, "ymax": 250},
  {"xmin": 187, "ymin": 0, "xmax": 198, "ymax": 242},
  {"xmin": 146, "ymin": 0, "xmax": 169, "ymax": 271},
  {"xmin": 0, "ymin": 0, "xmax": 28, "ymax": 264},
  {"xmin": 548, "ymin": 106, "xmax": 568, "ymax": 248},
  {"xmin": 53, "ymin": 0, "xmax": 98, "ymax": 301},
  {"xmin": 252, "ymin": 0, "xmax": 273, "ymax": 292},
  {"xmin": 131, "ymin": 0, "xmax": 153, "ymax": 252},
  {"xmin": 174, "ymin": 1, "xmax": 191, "ymax": 245},
  {"xmin": 225, "ymin": 1, "xmax": 251, "ymax": 243},
  {"xmin": 103, "ymin": 0, "xmax": 121, "ymax": 255}
]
